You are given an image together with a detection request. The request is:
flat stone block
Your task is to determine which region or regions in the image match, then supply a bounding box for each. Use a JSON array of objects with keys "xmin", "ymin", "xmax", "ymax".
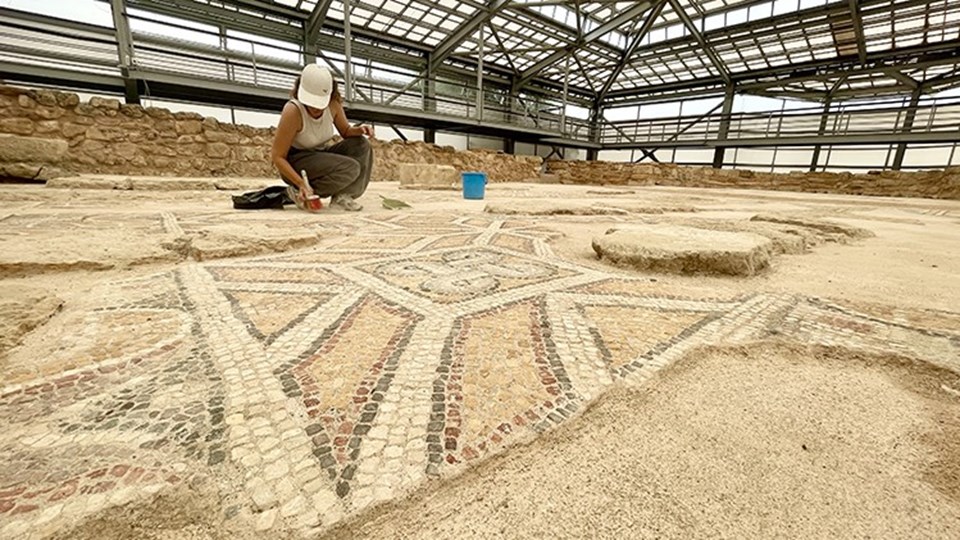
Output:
[
  {"xmin": 46, "ymin": 175, "xmax": 132, "ymax": 190},
  {"xmin": 750, "ymin": 214, "xmax": 874, "ymax": 240},
  {"xmin": 0, "ymin": 134, "xmax": 68, "ymax": 164},
  {"xmin": 592, "ymin": 225, "xmax": 773, "ymax": 276},
  {"xmin": 128, "ymin": 177, "xmax": 217, "ymax": 191},
  {"xmin": 397, "ymin": 163, "xmax": 459, "ymax": 190}
]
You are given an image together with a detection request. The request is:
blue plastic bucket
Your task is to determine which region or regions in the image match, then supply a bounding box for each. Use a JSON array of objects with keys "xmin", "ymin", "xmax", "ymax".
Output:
[{"xmin": 462, "ymin": 171, "xmax": 487, "ymax": 200}]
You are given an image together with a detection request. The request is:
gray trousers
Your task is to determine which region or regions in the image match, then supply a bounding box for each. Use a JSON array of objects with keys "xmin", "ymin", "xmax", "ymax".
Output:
[{"xmin": 285, "ymin": 137, "xmax": 372, "ymax": 199}]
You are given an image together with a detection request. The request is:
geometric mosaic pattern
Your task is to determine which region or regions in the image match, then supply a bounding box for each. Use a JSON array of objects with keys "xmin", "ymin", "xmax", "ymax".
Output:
[{"xmin": 1, "ymin": 211, "xmax": 958, "ymax": 538}]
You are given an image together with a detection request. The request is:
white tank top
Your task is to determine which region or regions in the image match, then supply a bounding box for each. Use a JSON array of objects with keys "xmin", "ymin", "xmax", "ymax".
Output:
[{"xmin": 290, "ymin": 99, "xmax": 335, "ymax": 150}]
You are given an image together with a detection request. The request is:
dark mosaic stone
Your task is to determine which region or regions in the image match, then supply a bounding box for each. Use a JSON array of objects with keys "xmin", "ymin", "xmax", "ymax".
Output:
[
  {"xmin": 359, "ymin": 412, "xmax": 376, "ymax": 423},
  {"xmin": 336, "ymin": 481, "xmax": 350, "ymax": 498},
  {"xmin": 305, "ymin": 424, "xmax": 323, "ymax": 436},
  {"xmin": 353, "ymin": 424, "xmax": 370, "ymax": 435},
  {"xmin": 319, "ymin": 454, "xmax": 336, "ymax": 468},
  {"xmin": 207, "ymin": 450, "xmax": 226, "ymax": 466},
  {"xmin": 341, "ymin": 464, "xmax": 357, "ymax": 481}
]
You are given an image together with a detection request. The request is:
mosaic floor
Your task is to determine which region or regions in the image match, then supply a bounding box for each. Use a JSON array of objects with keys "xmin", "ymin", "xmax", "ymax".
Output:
[{"xmin": 1, "ymin": 210, "xmax": 958, "ymax": 538}]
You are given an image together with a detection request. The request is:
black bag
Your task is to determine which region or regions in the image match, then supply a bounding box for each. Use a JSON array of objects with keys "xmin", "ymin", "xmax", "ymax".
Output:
[{"xmin": 231, "ymin": 185, "xmax": 293, "ymax": 210}]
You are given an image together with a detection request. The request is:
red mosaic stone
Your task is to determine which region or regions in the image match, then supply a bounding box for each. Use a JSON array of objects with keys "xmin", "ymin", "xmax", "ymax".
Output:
[
  {"xmin": 11, "ymin": 503, "xmax": 38, "ymax": 515},
  {"xmin": 462, "ymin": 447, "xmax": 479, "ymax": 460},
  {"xmin": 89, "ymin": 481, "xmax": 116, "ymax": 494},
  {"xmin": 23, "ymin": 486, "xmax": 54, "ymax": 499},
  {"xmin": 48, "ymin": 480, "xmax": 78, "ymax": 502},
  {"xmin": 0, "ymin": 499, "xmax": 14, "ymax": 513},
  {"xmin": 0, "ymin": 486, "xmax": 26, "ymax": 499},
  {"xmin": 125, "ymin": 467, "xmax": 144, "ymax": 484},
  {"xmin": 111, "ymin": 465, "xmax": 129, "ymax": 477}
]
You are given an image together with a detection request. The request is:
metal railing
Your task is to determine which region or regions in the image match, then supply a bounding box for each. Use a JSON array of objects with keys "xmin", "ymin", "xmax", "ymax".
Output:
[
  {"xmin": 0, "ymin": 7, "xmax": 590, "ymax": 140},
  {"xmin": 601, "ymin": 96, "xmax": 960, "ymax": 147}
]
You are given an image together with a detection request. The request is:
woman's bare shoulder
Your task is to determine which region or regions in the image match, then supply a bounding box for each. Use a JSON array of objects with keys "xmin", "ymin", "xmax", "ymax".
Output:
[{"xmin": 281, "ymin": 100, "xmax": 300, "ymax": 117}]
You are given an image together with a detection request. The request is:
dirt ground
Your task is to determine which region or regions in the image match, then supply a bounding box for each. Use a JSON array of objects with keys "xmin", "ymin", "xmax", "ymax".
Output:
[{"xmin": 323, "ymin": 342, "xmax": 960, "ymax": 539}]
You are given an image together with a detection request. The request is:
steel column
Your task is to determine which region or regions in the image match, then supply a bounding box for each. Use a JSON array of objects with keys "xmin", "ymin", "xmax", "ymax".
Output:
[
  {"xmin": 343, "ymin": 0, "xmax": 353, "ymax": 101},
  {"xmin": 892, "ymin": 86, "xmax": 922, "ymax": 170},
  {"xmin": 809, "ymin": 99, "xmax": 833, "ymax": 172},
  {"xmin": 712, "ymin": 85, "xmax": 735, "ymax": 168},
  {"xmin": 110, "ymin": 0, "xmax": 140, "ymax": 104},
  {"xmin": 476, "ymin": 25, "xmax": 484, "ymax": 121},
  {"xmin": 561, "ymin": 53, "xmax": 569, "ymax": 133}
]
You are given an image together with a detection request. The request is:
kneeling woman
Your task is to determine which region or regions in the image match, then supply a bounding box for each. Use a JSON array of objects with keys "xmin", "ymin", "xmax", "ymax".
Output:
[{"xmin": 272, "ymin": 64, "xmax": 374, "ymax": 211}]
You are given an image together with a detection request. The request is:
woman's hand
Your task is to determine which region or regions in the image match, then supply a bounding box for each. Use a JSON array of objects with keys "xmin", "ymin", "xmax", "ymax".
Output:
[
  {"xmin": 300, "ymin": 183, "xmax": 314, "ymax": 201},
  {"xmin": 359, "ymin": 124, "xmax": 375, "ymax": 138}
]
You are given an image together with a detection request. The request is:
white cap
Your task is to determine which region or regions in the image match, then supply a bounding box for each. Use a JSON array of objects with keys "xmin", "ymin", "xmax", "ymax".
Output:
[{"xmin": 298, "ymin": 64, "xmax": 333, "ymax": 109}]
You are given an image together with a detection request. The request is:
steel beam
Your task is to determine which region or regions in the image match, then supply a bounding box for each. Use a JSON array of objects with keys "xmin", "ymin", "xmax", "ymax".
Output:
[
  {"xmin": 305, "ymin": 0, "xmax": 334, "ymax": 40},
  {"xmin": 128, "ymin": 0, "xmax": 301, "ymax": 42},
  {"xmin": 597, "ymin": 0, "xmax": 666, "ymax": 104},
  {"xmin": 712, "ymin": 85, "xmax": 735, "ymax": 168},
  {"xmin": 607, "ymin": 38, "xmax": 960, "ymax": 104},
  {"xmin": 602, "ymin": 131, "xmax": 960, "ymax": 150},
  {"xmin": 667, "ymin": 0, "xmax": 729, "ymax": 85},
  {"xmin": 848, "ymin": 0, "xmax": 867, "ymax": 64},
  {"xmin": 892, "ymin": 86, "xmax": 922, "ymax": 170},
  {"xmin": 886, "ymin": 69, "xmax": 919, "ymax": 89},
  {"xmin": 430, "ymin": 0, "xmax": 511, "ymax": 73},
  {"xmin": 516, "ymin": 1, "xmax": 653, "ymax": 89}
]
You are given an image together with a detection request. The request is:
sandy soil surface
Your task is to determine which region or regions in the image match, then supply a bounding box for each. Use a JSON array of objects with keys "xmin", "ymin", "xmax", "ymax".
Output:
[{"xmin": 324, "ymin": 342, "xmax": 960, "ymax": 539}]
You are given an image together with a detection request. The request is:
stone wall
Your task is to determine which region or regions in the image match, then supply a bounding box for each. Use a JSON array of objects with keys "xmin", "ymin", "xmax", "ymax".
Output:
[
  {"xmin": 545, "ymin": 160, "xmax": 960, "ymax": 200},
  {"xmin": 3, "ymin": 83, "xmax": 958, "ymax": 199},
  {"xmin": 0, "ymin": 84, "xmax": 542, "ymax": 182}
]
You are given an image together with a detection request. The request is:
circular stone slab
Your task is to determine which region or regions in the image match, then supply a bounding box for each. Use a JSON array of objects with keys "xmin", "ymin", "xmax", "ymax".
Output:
[{"xmin": 592, "ymin": 225, "xmax": 773, "ymax": 276}]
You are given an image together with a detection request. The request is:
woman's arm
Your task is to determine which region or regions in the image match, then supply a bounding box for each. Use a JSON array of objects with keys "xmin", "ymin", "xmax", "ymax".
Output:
[
  {"xmin": 332, "ymin": 102, "xmax": 374, "ymax": 138},
  {"xmin": 271, "ymin": 102, "xmax": 312, "ymax": 195}
]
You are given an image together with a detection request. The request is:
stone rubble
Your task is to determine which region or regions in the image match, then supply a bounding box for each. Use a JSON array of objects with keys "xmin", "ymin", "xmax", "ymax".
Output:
[{"xmin": 545, "ymin": 159, "xmax": 960, "ymax": 200}]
